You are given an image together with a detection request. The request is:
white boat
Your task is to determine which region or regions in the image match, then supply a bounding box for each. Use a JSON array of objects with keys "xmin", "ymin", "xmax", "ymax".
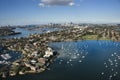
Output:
[
  {"xmin": 0, "ymin": 60, "xmax": 11, "ymax": 65},
  {"xmin": 0, "ymin": 61, "xmax": 4, "ymax": 64},
  {"xmin": 1, "ymin": 54, "xmax": 11, "ymax": 60},
  {"xmin": 46, "ymin": 30, "xmax": 51, "ymax": 33}
]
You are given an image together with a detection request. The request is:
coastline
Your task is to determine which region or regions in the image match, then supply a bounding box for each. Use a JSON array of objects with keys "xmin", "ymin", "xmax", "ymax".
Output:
[{"xmin": 0, "ymin": 26, "xmax": 120, "ymax": 78}]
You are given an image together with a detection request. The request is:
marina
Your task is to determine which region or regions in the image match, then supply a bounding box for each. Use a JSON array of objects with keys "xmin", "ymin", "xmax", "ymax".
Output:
[
  {"xmin": 0, "ymin": 25, "xmax": 120, "ymax": 79},
  {"xmin": 4, "ymin": 40, "xmax": 120, "ymax": 80},
  {"xmin": 0, "ymin": 0, "xmax": 120, "ymax": 79}
]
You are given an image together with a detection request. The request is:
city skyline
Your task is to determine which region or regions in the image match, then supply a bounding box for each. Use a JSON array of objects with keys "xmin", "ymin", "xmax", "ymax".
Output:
[{"xmin": 0, "ymin": 0, "xmax": 120, "ymax": 26}]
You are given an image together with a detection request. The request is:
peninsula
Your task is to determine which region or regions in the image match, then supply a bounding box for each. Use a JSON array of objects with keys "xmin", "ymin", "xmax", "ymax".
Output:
[{"xmin": 0, "ymin": 24, "xmax": 120, "ymax": 78}]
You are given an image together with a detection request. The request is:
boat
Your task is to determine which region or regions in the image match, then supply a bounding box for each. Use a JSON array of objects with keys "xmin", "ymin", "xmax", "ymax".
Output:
[{"xmin": 1, "ymin": 54, "xmax": 11, "ymax": 60}]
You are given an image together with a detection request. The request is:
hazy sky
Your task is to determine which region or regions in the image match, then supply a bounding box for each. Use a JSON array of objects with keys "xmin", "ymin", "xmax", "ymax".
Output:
[{"xmin": 0, "ymin": 0, "xmax": 120, "ymax": 26}]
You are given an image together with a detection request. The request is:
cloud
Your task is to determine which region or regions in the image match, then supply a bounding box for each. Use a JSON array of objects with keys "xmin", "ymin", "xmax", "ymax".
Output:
[
  {"xmin": 39, "ymin": 3, "xmax": 45, "ymax": 7},
  {"xmin": 39, "ymin": 0, "xmax": 75, "ymax": 7}
]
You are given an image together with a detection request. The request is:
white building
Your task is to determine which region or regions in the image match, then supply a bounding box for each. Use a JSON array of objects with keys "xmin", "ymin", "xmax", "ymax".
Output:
[{"xmin": 43, "ymin": 47, "xmax": 53, "ymax": 58}]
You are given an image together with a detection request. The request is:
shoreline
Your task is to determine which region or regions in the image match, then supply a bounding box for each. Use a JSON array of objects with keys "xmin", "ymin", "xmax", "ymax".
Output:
[{"xmin": 0, "ymin": 26, "xmax": 120, "ymax": 78}]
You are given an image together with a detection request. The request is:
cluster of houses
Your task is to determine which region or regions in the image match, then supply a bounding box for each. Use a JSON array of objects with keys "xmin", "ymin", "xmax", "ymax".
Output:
[
  {"xmin": 0, "ymin": 25, "xmax": 120, "ymax": 78},
  {"xmin": 0, "ymin": 33, "xmax": 58, "ymax": 78},
  {"xmin": 85, "ymin": 26, "xmax": 120, "ymax": 41}
]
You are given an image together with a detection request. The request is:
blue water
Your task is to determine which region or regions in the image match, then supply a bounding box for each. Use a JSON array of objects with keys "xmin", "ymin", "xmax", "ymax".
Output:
[
  {"xmin": 5, "ymin": 40, "xmax": 120, "ymax": 80},
  {"xmin": 0, "ymin": 48, "xmax": 21, "ymax": 67},
  {"xmin": 1, "ymin": 27, "xmax": 63, "ymax": 38}
]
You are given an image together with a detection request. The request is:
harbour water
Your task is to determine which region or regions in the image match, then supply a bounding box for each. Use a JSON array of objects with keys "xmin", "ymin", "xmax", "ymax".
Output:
[
  {"xmin": 5, "ymin": 40, "xmax": 120, "ymax": 80},
  {"xmin": 1, "ymin": 27, "xmax": 63, "ymax": 38},
  {"xmin": 0, "ymin": 48, "xmax": 21, "ymax": 68}
]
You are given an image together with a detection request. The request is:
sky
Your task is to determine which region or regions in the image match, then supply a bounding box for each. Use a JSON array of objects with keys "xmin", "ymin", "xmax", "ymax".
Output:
[{"xmin": 0, "ymin": 0, "xmax": 120, "ymax": 26}]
